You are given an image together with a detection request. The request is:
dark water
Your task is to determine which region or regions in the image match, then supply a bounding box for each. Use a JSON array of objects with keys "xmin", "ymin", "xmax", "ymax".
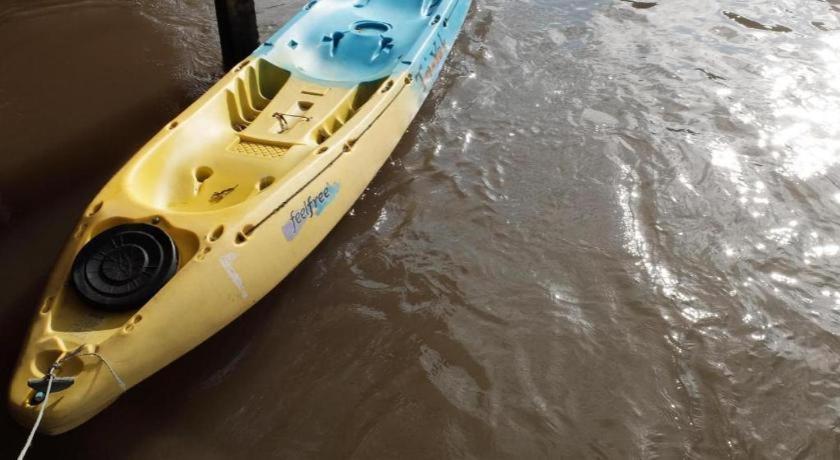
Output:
[{"xmin": 3, "ymin": 0, "xmax": 840, "ymax": 458}]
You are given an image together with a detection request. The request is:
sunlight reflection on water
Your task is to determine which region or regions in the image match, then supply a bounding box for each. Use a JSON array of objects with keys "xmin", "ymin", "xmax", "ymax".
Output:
[{"xmin": 762, "ymin": 34, "xmax": 840, "ymax": 179}]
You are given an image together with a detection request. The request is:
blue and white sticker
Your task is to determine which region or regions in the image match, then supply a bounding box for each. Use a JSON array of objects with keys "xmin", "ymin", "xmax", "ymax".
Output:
[{"xmin": 282, "ymin": 182, "xmax": 340, "ymax": 241}]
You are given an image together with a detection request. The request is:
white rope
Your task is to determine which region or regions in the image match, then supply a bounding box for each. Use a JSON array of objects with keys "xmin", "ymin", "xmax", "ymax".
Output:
[
  {"xmin": 16, "ymin": 347, "xmax": 127, "ymax": 460},
  {"xmin": 17, "ymin": 373, "xmax": 54, "ymax": 460},
  {"xmin": 73, "ymin": 352, "xmax": 127, "ymax": 391}
]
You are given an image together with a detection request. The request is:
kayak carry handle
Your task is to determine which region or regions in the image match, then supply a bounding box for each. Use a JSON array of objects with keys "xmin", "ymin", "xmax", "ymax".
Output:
[{"xmin": 27, "ymin": 376, "xmax": 75, "ymax": 405}]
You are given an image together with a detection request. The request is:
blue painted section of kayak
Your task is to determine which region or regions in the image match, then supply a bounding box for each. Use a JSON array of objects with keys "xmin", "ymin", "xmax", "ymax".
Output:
[{"xmin": 254, "ymin": 0, "xmax": 470, "ymax": 87}]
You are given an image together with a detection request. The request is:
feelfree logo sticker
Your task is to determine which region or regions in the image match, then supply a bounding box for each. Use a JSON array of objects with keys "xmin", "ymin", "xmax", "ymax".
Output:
[{"xmin": 282, "ymin": 182, "xmax": 341, "ymax": 241}]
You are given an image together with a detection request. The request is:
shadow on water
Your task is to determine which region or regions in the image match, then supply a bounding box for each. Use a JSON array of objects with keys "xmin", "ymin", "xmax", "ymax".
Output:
[{"xmin": 0, "ymin": 1, "xmax": 214, "ymax": 224}]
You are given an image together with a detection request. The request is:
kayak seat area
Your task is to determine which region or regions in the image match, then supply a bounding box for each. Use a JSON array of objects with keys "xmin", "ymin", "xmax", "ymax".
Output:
[
  {"xmin": 266, "ymin": 0, "xmax": 444, "ymax": 83},
  {"xmin": 124, "ymin": 0, "xmax": 455, "ymax": 213},
  {"xmin": 124, "ymin": 57, "xmax": 387, "ymax": 214}
]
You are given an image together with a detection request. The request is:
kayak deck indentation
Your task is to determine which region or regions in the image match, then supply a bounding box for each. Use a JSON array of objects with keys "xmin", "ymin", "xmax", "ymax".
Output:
[
  {"xmin": 265, "ymin": 0, "xmax": 442, "ymax": 84},
  {"xmin": 229, "ymin": 141, "xmax": 290, "ymax": 159}
]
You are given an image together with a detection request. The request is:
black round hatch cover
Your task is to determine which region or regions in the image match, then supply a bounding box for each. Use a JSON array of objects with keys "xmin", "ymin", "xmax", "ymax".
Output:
[{"xmin": 71, "ymin": 223, "xmax": 179, "ymax": 311}]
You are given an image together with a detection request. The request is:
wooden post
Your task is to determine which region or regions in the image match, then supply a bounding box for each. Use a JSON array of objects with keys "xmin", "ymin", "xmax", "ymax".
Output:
[{"xmin": 214, "ymin": 0, "xmax": 259, "ymax": 71}]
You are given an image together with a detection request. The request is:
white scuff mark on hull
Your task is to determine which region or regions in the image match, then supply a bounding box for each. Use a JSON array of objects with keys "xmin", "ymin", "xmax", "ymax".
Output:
[{"xmin": 220, "ymin": 253, "xmax": 249, "ymax": 300}]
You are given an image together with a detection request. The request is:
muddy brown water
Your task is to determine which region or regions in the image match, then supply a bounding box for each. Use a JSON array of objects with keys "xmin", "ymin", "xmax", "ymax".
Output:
[{"xmin": 2, "ymin": 0, "xmax": 840, "ymax": 458}]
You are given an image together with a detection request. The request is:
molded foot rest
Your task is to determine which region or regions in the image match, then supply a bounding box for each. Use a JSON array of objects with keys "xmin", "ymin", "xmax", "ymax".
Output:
[{"xmin": 265, "ymin": 0, "xmax": 438, "ymax": 83}]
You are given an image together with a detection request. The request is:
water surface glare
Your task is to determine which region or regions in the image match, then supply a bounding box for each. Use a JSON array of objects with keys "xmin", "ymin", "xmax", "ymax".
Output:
[{"xmin": 2, "ymin": 0, "xmax": 840, "ymax": 458}]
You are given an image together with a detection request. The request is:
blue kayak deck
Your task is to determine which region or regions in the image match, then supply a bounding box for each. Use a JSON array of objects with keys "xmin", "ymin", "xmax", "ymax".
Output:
[{"xmin": 260, "ymin": 0, "xmax": 452, "ymax": 84}]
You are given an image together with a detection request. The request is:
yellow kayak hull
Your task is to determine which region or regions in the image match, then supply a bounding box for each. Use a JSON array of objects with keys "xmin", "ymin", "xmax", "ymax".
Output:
[{"xmin": 9, "ymin": 0, "xmax": 471, "ymax": 434}]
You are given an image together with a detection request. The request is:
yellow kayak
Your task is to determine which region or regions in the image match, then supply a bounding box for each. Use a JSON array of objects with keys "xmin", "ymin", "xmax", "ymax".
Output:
[{"xmin": 9, "ymin": 0, "xmax": 471, "ymax": 434}]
